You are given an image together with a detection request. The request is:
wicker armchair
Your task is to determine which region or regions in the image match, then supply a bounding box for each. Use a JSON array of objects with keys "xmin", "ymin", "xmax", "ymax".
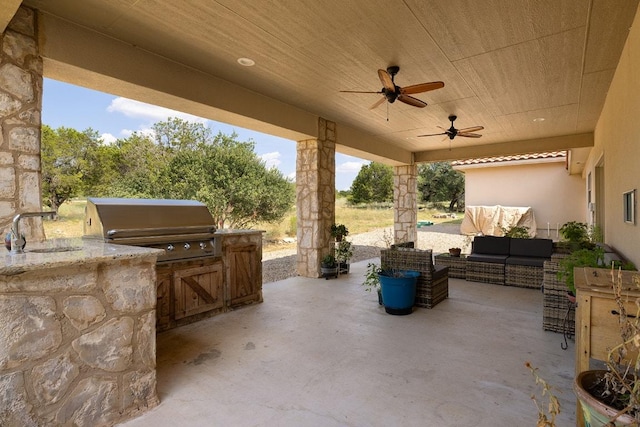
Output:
[{"xmin": 380, "ymin": 247, "xmax": 449, "ymax": 309}]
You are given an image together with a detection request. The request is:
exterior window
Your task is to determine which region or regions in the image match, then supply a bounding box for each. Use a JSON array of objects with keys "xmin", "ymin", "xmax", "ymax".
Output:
[{"xmin": 623, "ymin": 189, "xmax": 636, "ymax": 224}]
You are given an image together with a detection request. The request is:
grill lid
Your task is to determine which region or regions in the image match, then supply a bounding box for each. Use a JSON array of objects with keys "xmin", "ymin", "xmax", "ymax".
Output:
[{"xmin": 84, "ymin": 197, "xmax": 217, "ymax": 240}]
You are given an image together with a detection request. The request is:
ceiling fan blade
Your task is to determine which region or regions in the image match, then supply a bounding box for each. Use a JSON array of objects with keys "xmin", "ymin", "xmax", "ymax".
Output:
[
  {"xmin": 417, "ymin": 132, "xmax": 447, "ymax": 137},
  {"xmin": 377, "ymin": 69, "xmax": 395, "ymax": 92},
  {"xmin": 457, "ymin": 126, "xmax": 484, "ymax": 133},
  {"xmin": 340, "ymin": 90, "xmax": 383, "ymax": 94},
  {"xmin": 400, "ymin": 81, "xmax": 445, "ymax": 95},
  {"xmin": 398, "ymin": 94, "xmax": 427, "ymax": 108},
  {"xmin": 369, "ymin": 96, "xmax": 386, "ymax": 110},
  {"xmin": 457, "ymin": 132, "xmax": 483, "ymax": 138}
]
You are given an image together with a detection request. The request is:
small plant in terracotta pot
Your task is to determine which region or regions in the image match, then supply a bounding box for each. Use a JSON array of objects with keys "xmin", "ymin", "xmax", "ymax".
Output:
[{"xmin": 448, "ymin": 247, "xmax": 462, "ymax": 257}]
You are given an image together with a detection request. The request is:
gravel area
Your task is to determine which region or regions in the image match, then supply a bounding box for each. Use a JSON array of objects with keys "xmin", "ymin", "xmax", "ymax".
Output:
[{"xmin": 262, "ymin": 223, "xmax": 469, "ymax": 284}]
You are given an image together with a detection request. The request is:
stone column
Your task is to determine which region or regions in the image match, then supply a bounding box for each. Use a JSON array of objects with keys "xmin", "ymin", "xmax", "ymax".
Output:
[
  {"xmin": 0, "ymin": 7, "xmax": 46, "ymax": 241},
  {"xmin": 393, "ymin": 164, "xmax": 417, "ymax": 244},
  {"xmin": 296, "ymin": 118, "xmax": 335, "ymax": 278}
]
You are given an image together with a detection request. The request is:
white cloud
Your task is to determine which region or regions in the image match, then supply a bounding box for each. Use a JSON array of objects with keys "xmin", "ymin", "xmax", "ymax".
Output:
[
  {"xmin": 287, "ymin": 171, "xmax": 296, "ymax": 181},
  {"xmin": 100, "ymin": 133, "xmax": 117, "ymax": 144},
  {"xmin": 336, "ymin": 161, "xmax": 367, "ymax": 173},
  {"xmin": 259, "ymin": 151, "xmax": 281, "ymax": 169},
  {"xmin": 107, "ymin": 97, "xmax": 208, "ymax": 124}
]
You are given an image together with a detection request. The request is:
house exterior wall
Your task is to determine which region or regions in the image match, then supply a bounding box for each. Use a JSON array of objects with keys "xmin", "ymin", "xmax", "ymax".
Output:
[
  {"xmin": 586, "ymin": 2, "xmax": 640, "ymax": 267},
  {"xmin": 458, "ymin": 160, "xmax": 585, "ymax": 236}
]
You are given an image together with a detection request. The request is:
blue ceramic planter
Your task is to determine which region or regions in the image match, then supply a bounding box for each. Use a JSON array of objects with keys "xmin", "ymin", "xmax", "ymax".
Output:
[{"xmin": 379, "ymin": 270, "xmax": 419, "ymax": 315}]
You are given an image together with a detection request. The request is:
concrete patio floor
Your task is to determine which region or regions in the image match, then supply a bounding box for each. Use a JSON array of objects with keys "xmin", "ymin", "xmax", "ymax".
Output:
[{"xmin": 119, "ymin": 259, "xmax": 577, "ymax": 427}]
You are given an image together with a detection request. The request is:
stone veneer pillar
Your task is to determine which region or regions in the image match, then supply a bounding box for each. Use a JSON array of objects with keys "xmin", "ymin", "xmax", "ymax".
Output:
[
  {"xmin": 393, "ymin": 164, "xmax": 417, "ymax": 244},
  {"xmin": 0, "ymin": 7, "xmax": 46, "ymax": 241},
  {"xmin": 296, "ymin": 118, "xmax": 335, "ymax": 278}
]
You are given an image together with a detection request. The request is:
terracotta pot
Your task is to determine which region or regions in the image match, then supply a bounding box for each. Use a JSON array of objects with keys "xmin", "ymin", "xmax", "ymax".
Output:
[
  {"xmin": 574, "ymin": 370, "xmax": 636, "ymax": 426},
  {"xmin": 449, "ymin": 248, "xmax": 461, "ymax": 257}
]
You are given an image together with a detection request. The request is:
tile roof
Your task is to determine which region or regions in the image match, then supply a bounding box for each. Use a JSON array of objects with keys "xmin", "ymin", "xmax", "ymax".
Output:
[{"xmin": 451, "ymin": 151, "xmax": 566, "ymax": 166}]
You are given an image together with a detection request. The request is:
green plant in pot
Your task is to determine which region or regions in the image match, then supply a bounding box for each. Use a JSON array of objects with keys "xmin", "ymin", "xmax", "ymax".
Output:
[
  {"xmin": 500, "ymin": 224, "xmax": 531, "ymax": 239},
  {"xmin": 331, "ymin": 223, "xmax": 349, "ymax": 242},
  {"xmin": 320, "ymin": 254, "xmax": 338, "ymax": 279},
  {"xmin": 574, "ymin": 271, "xmax": 640, "ymax": 425},
  {"xmin": 362, "ymin": 263, "xmax": 419, "ymax": 315},
  {"xmin": 335, "ymin": 239, "xmax": 353, "ymax": 274},
  {"xmin": 558, "ymin": 246, "xmax": 605, "ymax": 299},
  {"xmin": 363, "ymin": 262, "xmax": 382, "ymax": 305},
  {"xmin": 558, "ymin": 221, "xmax": 594, "ymax": 252}
]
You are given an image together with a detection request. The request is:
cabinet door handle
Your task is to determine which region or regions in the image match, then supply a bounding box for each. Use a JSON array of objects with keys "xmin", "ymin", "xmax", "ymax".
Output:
[{"xmin": 611, "ymin": 310, "xmax": 637, "ymax": 319}]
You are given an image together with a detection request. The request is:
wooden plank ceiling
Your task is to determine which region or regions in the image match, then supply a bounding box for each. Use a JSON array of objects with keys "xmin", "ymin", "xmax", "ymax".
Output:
[{"xmin": 20, "ymin": 0, "xmax": 640, "ymax": 164}]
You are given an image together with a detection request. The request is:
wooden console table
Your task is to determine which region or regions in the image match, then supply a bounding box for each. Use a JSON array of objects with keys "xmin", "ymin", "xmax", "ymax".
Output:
[{"xmin": 574, "ymin": 267, "xmax": 639, "ymax": 426}]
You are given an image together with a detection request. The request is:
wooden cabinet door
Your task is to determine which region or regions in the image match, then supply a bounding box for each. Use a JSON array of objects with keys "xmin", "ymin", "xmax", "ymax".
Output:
[
  {"xmin": 156, "ymin": 269, "xmax": 173, "ymax": 331},
  {"xmin": 174, "ymin": 262, "xmax": 224, "ymax": 320},
  {"xmin": 227, "ymin": 244, "xmax": 261, "ymax": 306}
]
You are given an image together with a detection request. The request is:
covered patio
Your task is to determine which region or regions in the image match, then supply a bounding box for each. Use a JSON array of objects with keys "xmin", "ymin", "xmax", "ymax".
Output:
[{"xmin": 119, "ymin": 259, "xmax": 576, "ymax": 426}]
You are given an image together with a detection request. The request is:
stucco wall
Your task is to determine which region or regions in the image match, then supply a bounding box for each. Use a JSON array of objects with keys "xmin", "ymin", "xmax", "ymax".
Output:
[
  {"xmin": 459, "ymin": 160, "xmax": 585, "ymax": 235},
  {"xmin": 586, "ymin": 2, "xmax": 640, "ymax": 267}
]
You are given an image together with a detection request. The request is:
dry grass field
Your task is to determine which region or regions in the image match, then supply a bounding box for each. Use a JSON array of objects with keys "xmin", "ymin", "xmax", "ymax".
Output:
[{"xmin": 44, "ymin": 198, "xmax": 462, "ymax": 252}]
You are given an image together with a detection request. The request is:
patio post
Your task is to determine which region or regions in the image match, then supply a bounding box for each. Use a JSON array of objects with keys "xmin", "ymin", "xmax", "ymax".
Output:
[
  {"xmin": 0, "ymin": 6, "xmax": 47, "ymax": 242},
  {"xmin": 393, "ymin": 164, "xmax": 417, "ymax": 245},
  {"xmin": 295, "ymin": 118, "xmax": 336, "ymax": 278}
]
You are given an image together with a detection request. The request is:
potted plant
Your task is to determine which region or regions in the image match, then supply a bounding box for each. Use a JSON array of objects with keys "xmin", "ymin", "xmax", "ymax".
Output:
[
  {"xmin": 378, "ymin": 269, "xmax": 420, "ymax": 315},
  {"xmin": 335, "ymin": 240, "xmax": 353, "ymax": 273},
  {"xmin": 362, "ymin": 263, "xmax": 419, "ymax": 315},
  {"xmin": 574, "ymin": 270, "xmax": 640, "ymax": 425},
  {"xmin": 558, "ymin": 246, "xmax": 605, "ymax": 301},
  {"xmin": 363, "ymin": 262, "xmax": 383, "ymax": 305},
  {"xmin": 558, "ymin": 221, "xmax": 593, "ymax": 252},
  {"xmin": 331, "ymin": 223, "xmax": 349, "ymax": 242},
  {"xmin": 320, "ymin": 254, "xmax": 338, "ymax": 279},
  {"xmin": 448, "ymin": 247, "xmax": 462, "ymax": 257}
]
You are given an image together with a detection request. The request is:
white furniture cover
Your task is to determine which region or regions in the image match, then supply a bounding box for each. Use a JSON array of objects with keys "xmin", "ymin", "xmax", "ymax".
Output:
[{"xmin": 460, "ymin": 205, "xmax": 537, "ymax": 237}]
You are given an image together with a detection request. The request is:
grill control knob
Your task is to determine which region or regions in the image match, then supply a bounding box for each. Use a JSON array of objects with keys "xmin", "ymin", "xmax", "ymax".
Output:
[
  {"xmin": 166, "ymin": 244, "xmax": 174, "ymax": 251},
  {"xmin": 184, "ymin": 242, "xmax": 191, "ymax": 250},
  {"xmin": 199, "ymin": 242, "xmax": 207, "ymax": 249}
]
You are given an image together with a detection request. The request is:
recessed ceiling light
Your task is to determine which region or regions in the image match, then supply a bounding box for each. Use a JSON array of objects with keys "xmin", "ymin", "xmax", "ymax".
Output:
[
  {"xmin": 533, "ymin": 117, "xmax": 545, "ymax": 122},
  {"xmin": 237, "ymin": 57, "xmax": 255, "ymax": 67}
]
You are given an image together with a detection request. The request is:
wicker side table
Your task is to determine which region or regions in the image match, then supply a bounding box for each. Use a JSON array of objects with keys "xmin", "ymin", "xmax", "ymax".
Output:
[{"xmin": 434, "ymin": 253, "xmax": 467, "ymax": 279}]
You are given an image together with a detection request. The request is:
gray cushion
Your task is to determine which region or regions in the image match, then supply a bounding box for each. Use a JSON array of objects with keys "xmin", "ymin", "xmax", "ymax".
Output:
[
  {"xmin": 509, "ymin": 238, "xmax": 553, "ymax": 258},
  {"xmin": 471, "ymin": 236, "xmax": 510, "ymax": 256},
  {"xmin": 467, "ymin": 254, "xmax": 509, "ymax": 264},
  {"xmin": 505, "ymin": 256, "xmax": 547, "ymax": 267}
]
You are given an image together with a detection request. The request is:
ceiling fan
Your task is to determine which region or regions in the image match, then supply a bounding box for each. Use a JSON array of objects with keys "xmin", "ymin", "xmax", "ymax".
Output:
[
  {"xmin": 418, "ymin": 115, "xmax": 484, "ymax": 140},
  {"xmin": 341, "ymin": 66, "xmax": 444, "ymax": 110}
]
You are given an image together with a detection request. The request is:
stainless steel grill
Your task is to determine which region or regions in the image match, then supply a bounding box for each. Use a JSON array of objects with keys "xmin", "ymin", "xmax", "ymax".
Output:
[{"xmin": 84, "ymin": 197, "xmax": 221, "ymax": 262}]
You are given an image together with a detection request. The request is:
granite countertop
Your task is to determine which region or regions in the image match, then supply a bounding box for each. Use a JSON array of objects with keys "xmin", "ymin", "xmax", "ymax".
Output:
[{"xmin": 1, "ymin": 238, "xmax": 162, "ymax": 275}]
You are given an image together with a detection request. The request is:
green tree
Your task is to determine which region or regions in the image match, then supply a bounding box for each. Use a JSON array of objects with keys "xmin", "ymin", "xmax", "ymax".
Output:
[
  {"xmin": 348, "ymin": 162, "xmax": 393, "ymax": 204},
  {"xmin": 155, "ymin": 131, "xmax": 294, "ymax": 228},
  {"xmin": 41, "ymin": 125, "xmax": 102, "ymax": 211},
  {"xmin": 417, "ymin": 162, "xmax": 465, "ymax": 211}
]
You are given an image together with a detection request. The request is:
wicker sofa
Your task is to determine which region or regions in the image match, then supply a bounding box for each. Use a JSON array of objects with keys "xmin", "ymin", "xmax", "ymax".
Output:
[
  {"xmin": 466, "ymin": 236, "xmax": 553, "ymax": 288},
  {"xmin": 380, "ymin": 246, "xmax": 449, "ymax": 309}
]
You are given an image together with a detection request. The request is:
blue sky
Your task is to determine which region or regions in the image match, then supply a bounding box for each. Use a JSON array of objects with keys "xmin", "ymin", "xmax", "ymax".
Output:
[{"xmin": 41, "ymin": 79, "xmax": 368, "ymax": 190}]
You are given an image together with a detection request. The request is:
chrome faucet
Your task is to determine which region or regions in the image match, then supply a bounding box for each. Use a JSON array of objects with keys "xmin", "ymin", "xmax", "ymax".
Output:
[{"xmin": 10, "ymin": 211, "xmax": 56, "ymax": 254}]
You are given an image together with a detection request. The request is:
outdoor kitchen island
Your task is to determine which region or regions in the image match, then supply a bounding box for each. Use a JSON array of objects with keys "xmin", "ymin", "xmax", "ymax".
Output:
[
  {"xmin": 0, "ymin": 238, "xmax": 162, "ymax": 427},
  {"xmin": 0, "ymin": 228, "xmax": 263, "ymax": 426}
]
